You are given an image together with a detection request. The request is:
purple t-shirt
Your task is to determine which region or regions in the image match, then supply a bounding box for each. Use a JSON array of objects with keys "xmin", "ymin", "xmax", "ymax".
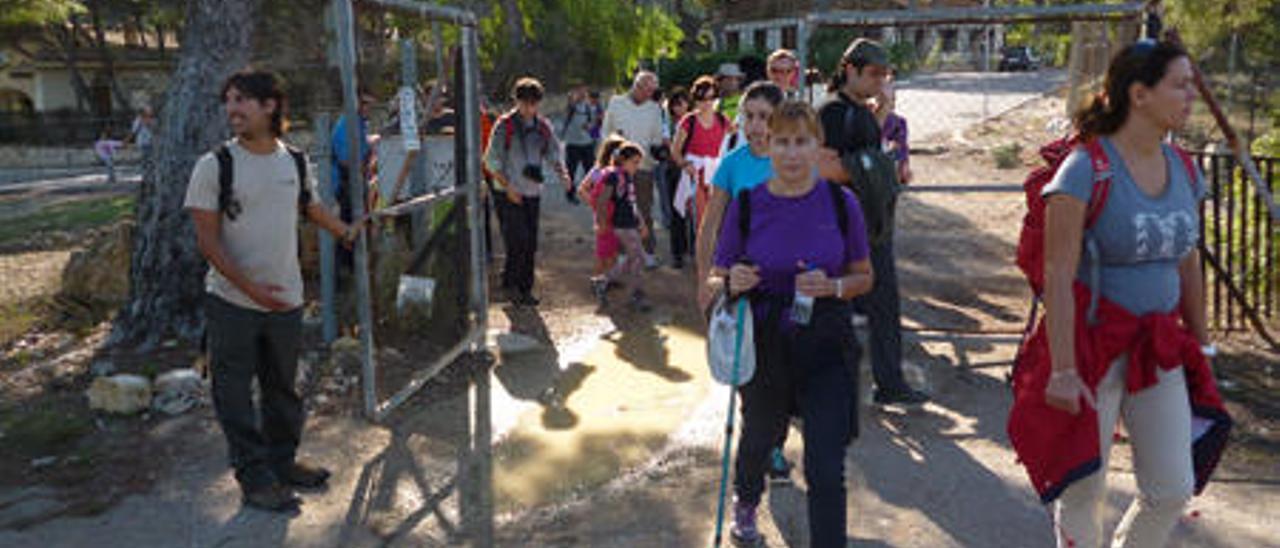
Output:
[{"xmin": 714, "ymin": 181, "xmax": 870, "ymax": 324}]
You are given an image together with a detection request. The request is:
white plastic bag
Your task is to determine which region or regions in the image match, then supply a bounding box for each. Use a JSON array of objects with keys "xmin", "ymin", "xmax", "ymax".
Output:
[{"xmin": 706, "ymin": 293, "xmax": 755, "ymax": 386}]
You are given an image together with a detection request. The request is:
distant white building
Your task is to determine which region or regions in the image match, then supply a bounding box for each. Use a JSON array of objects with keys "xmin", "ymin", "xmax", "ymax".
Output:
[{"xmin": 713, "ymin": 0, "xmax": 1005, "ymax": 69}]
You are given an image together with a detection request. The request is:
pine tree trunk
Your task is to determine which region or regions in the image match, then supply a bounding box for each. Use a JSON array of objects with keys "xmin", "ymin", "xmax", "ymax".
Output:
[{"xmin": 113, "ymin": 0, "xmax": 261, "ymax": 347}]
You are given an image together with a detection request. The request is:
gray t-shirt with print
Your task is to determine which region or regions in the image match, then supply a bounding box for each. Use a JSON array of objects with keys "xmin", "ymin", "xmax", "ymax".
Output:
[{"xmin": 1042, "ymin": 137, "xmax": 1205, "ymax": 316}]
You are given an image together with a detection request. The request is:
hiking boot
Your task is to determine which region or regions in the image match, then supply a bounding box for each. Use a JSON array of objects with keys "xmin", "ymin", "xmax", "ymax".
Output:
[
  {"xmin": 730, "ymin": 500, "xmax": 764, "ymax": 546},
  {"xmin": 766, "ymin": 447, "xmax": 793, "ymax": 484},
  {"xmin": 276, "ymin": 460, "xmax": 331, "ymax": 489},
  {"xmin": 242, "ymin": 483, "xmax": 300, "ymax": 512},
  {"xmin": 874, "ymin": 387, "xmax": 930, "ymax": 407}
]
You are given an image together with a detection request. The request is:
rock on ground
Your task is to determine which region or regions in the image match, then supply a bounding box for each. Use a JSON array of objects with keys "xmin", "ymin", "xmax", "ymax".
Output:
[{"xmin": 86, "ymin": 374, "xmax": 152, "ymax": 415}]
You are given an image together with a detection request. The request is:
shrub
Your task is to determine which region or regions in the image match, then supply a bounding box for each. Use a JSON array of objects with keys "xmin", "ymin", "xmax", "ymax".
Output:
[{"xmin": 993, "ymin": 143, "xmax": 1023, "ymax": 169}]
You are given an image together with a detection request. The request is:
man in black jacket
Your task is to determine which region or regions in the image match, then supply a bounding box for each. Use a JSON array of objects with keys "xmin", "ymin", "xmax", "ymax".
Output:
[{"xmin": 817, "ymin": 39, "xmax": 929, "ymax": 407}]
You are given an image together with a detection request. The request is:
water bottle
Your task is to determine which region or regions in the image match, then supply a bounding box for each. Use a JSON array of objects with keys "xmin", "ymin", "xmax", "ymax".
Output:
[{"xmin": 791, "ymin": 263, "xmax": 816, "ymax": 326}]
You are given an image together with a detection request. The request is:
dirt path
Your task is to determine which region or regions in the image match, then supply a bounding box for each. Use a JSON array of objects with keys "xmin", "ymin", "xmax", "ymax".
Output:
[
  {"xmin": 5, "ymin": 172, "xmax": 1274, "ymax": 547},
  {"xmin": 2, "ymin": 93, "xmax": 1276, "ymax": 546}
]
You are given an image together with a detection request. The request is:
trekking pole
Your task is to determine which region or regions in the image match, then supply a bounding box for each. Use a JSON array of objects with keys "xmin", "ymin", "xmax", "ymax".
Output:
[{"xmin": 712, "ymin": 297, "xmax": 748, "ymax": 547}]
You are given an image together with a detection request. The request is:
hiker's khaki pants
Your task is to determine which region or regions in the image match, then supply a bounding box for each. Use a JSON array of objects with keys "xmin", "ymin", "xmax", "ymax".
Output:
[{"xmin": 1055, "ymin": 356, "xmax": 1194, "ymax": 548}]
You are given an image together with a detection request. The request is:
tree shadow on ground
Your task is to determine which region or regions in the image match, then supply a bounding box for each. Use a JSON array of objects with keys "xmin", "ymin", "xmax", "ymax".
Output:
[{"xmin": 895, "ymin": 194, "xmax": 1029, "ymax": 332}]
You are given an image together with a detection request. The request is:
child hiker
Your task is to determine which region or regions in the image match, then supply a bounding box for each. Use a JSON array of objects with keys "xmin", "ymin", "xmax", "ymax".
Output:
[
  {"xmin": 580, "ymin": 135, "xmax": 628, "ymax": 304},
  {"xmin": 593, "ymin": 141, "xmax": 652, "ymax": 311}
]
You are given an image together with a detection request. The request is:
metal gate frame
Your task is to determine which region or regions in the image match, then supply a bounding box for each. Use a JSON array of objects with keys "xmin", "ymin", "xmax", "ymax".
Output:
[
  {"xmin": 795, "ymin": 2, "xmax": 1150, "ymax": 104},
  {"xmin": 331, "ymin": 0, "xmax": 488, "ymax": 422},
  {"xmin": 331, "ymin": 1, "xmax": 493, "ymax": 541}
]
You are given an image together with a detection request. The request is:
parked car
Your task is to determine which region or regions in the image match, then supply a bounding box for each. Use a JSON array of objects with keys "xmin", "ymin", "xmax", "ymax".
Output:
[{"xmin": 999, "ymin": 46, "xmax": 1040, "ymax": 72}]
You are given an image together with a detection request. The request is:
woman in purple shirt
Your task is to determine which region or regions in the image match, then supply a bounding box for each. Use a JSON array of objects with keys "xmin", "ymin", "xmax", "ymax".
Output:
[{"xmin": 707, "ymin": 101, "xmax": 873, "ymax": 547}]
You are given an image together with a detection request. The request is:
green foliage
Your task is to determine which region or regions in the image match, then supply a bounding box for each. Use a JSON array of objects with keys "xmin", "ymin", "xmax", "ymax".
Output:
[
  {"xmin": 806, "ymin": 26, "xmax": 855, "ymax": 77},
  {"xmin": 0, "ymin": 195, "xmax": 134, "ymax": 248},
  {"xmin": 657, "ymin": 49, "xmax": 756, "ymax": 93},
  {"xmin": 555, "ymin": 0, "xmax": 683, "ymax": 86},
  {"xmin": 1167, "ymin": 0, "xmax": 1280, "ymax": 69},
  {"xmin": 1253, "ymin": 128, "xmax": 1280, "ymax": 158},
  {"xmin": 471, "ymin": 0, "xmax": 683, "ymax": 88},
  {"xmin": 0, "ymin": 0, "xmax": 81, "ymax": 28},
  {"xmin": 1, "ymin": 404, "xmax": 93, "ymax": 456},
  {"xmin": 992, "ymin": 143, "xmax": 1024, "ymax": 169},
  {"xmin": 1004, "ymin": 23, "xmax": 1071, "ymax": 67},
  {"xmin": 886, "ymin": 41, "xmax": 920, "ymax": 77}
]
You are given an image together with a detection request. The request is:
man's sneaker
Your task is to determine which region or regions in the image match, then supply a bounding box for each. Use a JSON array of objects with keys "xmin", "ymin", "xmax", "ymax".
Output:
[
  {"xmin": 565, "ymin": 190, "xmax": 579, "ymax": 204},
  {"xmin": 512, "ymin": 292, "xmax": 540, "ymax": 307},
  {"xmin": 671, "ymin": 256, "xmax": 684, "ymax": 270},
  {"xmin": 730, "ymin": 500, "xmax": 764, "ymax": 546},
  {"xmin": 644, "ymin": 253, "xmax": 660, "ymax": 270},
  {"xmin": 873, "ymin": 387, "xmax": 930, "ymax": 407},
  {"xmin": 276, "ymin": 460, "xmax": 331, "ymax": 489},
  {"xmin": 242, "ymin": 483, "xmax": 300, "ymax": 512},
  {"xmin": 766, "ymin": 447, "xmax": 793, "ymax": 484}
]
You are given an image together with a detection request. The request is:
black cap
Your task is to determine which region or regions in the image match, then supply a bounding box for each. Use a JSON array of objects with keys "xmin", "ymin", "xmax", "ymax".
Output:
[{"xmin": 842, "ymin": 38, "xmax": 890, "ymax": 67}]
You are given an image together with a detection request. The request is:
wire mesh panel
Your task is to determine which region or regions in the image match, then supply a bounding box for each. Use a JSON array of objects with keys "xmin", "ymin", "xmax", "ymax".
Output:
[
  {"xmin": 797, "ymin": 4, "xmax": 1145, "ymax": 150},
  {"xmin": 327, "ymin": 1, "xmax": 493, "ymax": 543},
  {"xmin": 328, "ymin": 0, "xmax": 487, "ymax": 422}
]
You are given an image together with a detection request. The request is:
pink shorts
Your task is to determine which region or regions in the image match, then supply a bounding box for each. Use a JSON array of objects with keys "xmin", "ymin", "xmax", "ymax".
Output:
[{"xmin": 595, "ymin": 230, "xmax": 620, "ymax": 260}]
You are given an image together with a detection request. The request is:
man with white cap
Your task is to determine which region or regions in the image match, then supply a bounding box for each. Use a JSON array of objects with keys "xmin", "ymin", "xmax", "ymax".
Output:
[{"xmin": 715, "ymin": 62, "xmax": 746, "ymax": 121}]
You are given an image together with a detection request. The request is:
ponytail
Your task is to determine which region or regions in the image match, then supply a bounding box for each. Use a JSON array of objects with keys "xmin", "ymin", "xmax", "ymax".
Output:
[
  {"xmin": 1072, "ymin": 92, "xmax": 1124, "ymax": 142},
  {"xmin": 827, "ymin": 62, "xmax": 847, "ymax": 94}
]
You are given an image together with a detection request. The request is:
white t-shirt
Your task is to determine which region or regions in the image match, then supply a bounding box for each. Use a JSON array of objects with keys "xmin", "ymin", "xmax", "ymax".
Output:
[
  {"xmin": 183, "ymin": 139, "xmax": 317, "ymax": 312},
  {"xmin": 600, "ymin": 94, "xmax": 663, "ymax": 170}
]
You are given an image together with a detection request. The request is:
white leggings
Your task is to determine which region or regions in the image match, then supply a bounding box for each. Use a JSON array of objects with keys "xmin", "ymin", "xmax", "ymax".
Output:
[{"xmin": 1055, "ymin": 356, "xmax": 1194, "ymax": 548}]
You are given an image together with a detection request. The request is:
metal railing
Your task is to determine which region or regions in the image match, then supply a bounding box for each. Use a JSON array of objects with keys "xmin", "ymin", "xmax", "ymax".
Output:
[
  {"xmin": 1193, "ymin": 151, "xmax": 1279, "ymax": 346},
  {"xmin": 0, "ymin": 113, "xmax": 133, "ymax": 145}
]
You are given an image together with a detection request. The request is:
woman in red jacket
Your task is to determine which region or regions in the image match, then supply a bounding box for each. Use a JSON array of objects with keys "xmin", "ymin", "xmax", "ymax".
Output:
[{"xmin": 1010, "ymin": 39, "xmax": 1230, "ymax": 548}]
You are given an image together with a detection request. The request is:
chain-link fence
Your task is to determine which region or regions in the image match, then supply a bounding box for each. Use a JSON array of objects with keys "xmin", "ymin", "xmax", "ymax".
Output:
[{"xmin": 798, "ymin": 4, "xmax": 1146, "ymax": 148}]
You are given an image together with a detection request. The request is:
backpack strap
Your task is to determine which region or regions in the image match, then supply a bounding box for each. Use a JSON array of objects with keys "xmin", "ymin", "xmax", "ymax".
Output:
[
  {"xmin": 1172, "ymin": 145, "xmax": 1200, "ymax": 193},
  {"xmin": 535, "ymin": 115, "xmax": 553, "ymax": 156},
  {"xmin": 1081, "ymin": 139, "xmax": 1114, "ymax": 230},
  {"xmin": 214, "ymin": 143, "xmax": 239, "ymax": 221},
  {"xmin": 681, "ymin": 114, "xmax": 697, "ymax": 157},
  {"xmin": 1079, "ymin": 139, "xmax": 1115, "ymax": 324},
  {"xmin": 500, "ymin": 113, "xmax": 515, "ymax": 150},
  {"xmin": 501, "ymin": 112, "xmax": 552, "ymax": 156},
  {"xmin": 285, "ymin": 145, "xmax": 313, "ymax": 211},
  {"xmin": 736, "ymin": 187, "xmax": 751, "ymax": 243},
  {"xmin": 826, "ymin": 180, "xmax": 850, "ymax": 237}
]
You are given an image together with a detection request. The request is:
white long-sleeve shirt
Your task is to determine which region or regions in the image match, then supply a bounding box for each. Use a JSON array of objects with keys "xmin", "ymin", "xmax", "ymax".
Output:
[{"xmin": 600, "ymin": 93, "xmax": 663, "ymax": 171}]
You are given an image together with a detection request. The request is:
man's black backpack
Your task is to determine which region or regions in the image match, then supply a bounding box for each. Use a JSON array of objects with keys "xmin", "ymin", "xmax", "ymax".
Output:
[
  {"xmin": 214, "ymin": 142, "xmax": 313, "ymax": 221},
  {"xmin": 836, "ymin": 102, "xmax": 900, "ymax": 246}
]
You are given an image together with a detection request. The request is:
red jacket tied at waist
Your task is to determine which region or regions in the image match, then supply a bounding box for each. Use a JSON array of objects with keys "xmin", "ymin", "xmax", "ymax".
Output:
[{"xmin": 1008, "ymin": 282, "xmax": 1232, "ymax": 504}]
